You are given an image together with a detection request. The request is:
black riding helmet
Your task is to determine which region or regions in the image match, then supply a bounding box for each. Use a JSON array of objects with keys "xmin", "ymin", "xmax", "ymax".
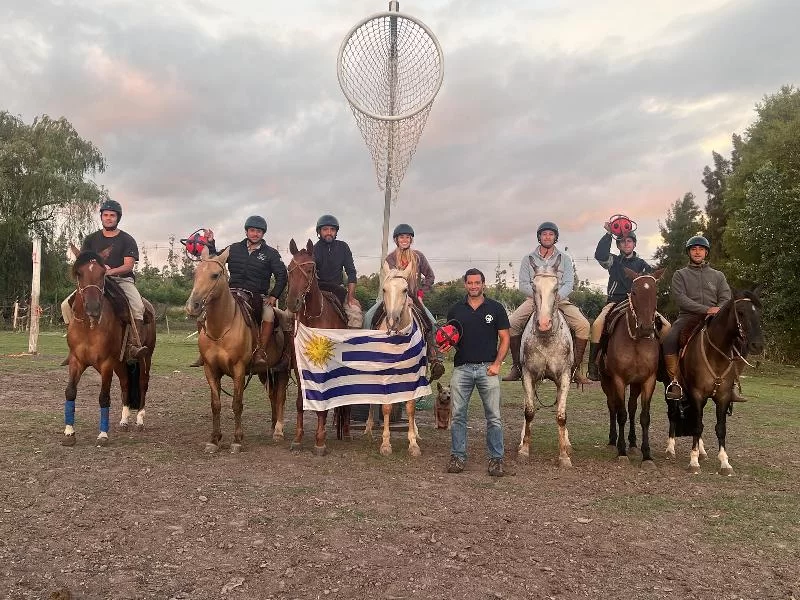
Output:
[
  {"xmin": 316, "ymin": 214, "xmax": 340, "ymax": 235},
  {"xmin": 99, "ymin": 199, "xmax": 123, "ymax": 222},
  {"xmin": 536, "ymin": 221, "xmax": 559, "ymax": 242},
  {"xmin": 616, "ymin": 231, "xmax": 637, "ymax": 246},
  {"xmin": 244, "ymin": 215, "xmax": 267, "ymax": 232},
  {"xmin": 685, "ymin": 235, "xmax": 710, "ymax": 254},
  {"xmin": 393, "ymin": 223, "xmax": 415, "ymax": 239}
]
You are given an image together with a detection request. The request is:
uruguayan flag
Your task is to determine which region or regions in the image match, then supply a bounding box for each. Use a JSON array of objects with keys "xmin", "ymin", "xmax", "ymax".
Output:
[{"xmin": 295, "ymin": 319, "xmax": 431, "ymax": 411}]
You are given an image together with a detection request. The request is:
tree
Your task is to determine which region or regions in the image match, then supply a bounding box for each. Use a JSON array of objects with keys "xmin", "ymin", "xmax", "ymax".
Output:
[
  {"xmin": 653, "ymin": 192, "xmax": 704, "ymax": 318},
  {"xmin": 702, "ymin": 150, "xmax": 731, "ymax": 263},
  {"xmin": 0, "ymin": 112, "xmax": 106, "ymax": 301}
]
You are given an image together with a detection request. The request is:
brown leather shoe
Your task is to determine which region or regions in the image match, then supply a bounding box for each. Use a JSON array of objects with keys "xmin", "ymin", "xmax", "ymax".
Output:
[
  {"xmin": 189, "ymin": 355, "xmax": 204, "ymax": 367},
  {"xmin": 446, "ymin": 455, "xmax": 465, "ymax": 473},
  {"xmin": 488, "ymin": 458, "xmax": 515, "ymax": 477},
  {"xmin": 502, "ymin": 364, "xmax": 522, "ymax": 382}
]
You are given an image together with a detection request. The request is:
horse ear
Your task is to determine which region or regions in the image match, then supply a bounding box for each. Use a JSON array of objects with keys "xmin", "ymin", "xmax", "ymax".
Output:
[
  {"xmin": 751, "ymin": 283, "xmax": 763, "ymax": 297},
  {"xmin": 99, "ymin": 246, "xmax": 112, "ymax": 260},
  {"xmin": 306, "ymin": 239, "xmax": 314, "ymax": 253},
  {"xmin": 401, "ymin": 261, "xmax": 413, "ymax": 280},
  {"xmin": 623, "ymin": 267, "xmax": 638, "ymax": 281},
  {"xmin": 289, "ymin": 239, "xmax": 298, "ymax": 255},
  {"xmin": 217, "ymin": 247, "xmax": 231, "ymax": 265},
  {"xmin": 200, "ymin": 245, "xmax": 210, "ymax": 260},
  {"xmin": 381, "ymin": 261, "xmax": 390, "ymax": 279},
  {"xmin": 652, "ymin": 268, "xmax": 665, "ymax": 281},
  {"xmin": 69, "ymin": 242, "xmax": 80, "ymax": 258}
]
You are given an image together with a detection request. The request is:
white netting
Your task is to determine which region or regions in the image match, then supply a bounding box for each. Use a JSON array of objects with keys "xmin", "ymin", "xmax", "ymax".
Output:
[{"xmin": 338, "ymin": 11, "xmax": 443, "ymax": 195}]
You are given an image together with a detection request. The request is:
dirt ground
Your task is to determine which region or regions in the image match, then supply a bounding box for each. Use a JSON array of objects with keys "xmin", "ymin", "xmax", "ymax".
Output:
[{"xmin": 0, "ymin": 367, "xmax": 798, "ymax": 600}]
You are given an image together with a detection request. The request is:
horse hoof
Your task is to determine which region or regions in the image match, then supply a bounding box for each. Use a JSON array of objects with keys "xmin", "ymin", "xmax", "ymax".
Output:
[
  {"xmin": 517, "ymin": 447, "xmax": 530, "ymax": 458},
  {"xmin": 627, "ymin": 446, "xmax": 641, "ymax": 457},
  {"xmin": 290, "ymin": 441, "xmax": 302, "ymax": 452},
  {"xmin": 665, "ymin": 450, "xmax": 675, "ymax": 460},
  {"xmin": 617, "ymin": 455, "xmax": 630, "ymax": 464},
  {"xmin": 558, "ymin": 457, "xmax": 573, "ymax": 469},
  {"xmin": 379, "ymin": 445, "xmax": 392, "ymax": 456},
  {"xmin": 62, "ymin": 434, "xmax": 76, "ymax": 447},
  {"xmin": 313, "ymin": 445, "xmax": 328, "ymax": 457},
  {"xmin": 272, "ymin": 433, "xmax": 285, "ymax": 443},
  {"xmin": 230, "ymin": 443, "xmax": 242, "ymax": 454},
  {"xmin": 96, "ymin": 436, "xmax": 109, "ymax": 447},
  {"xmin": 719, "ymin": 467, "xmax": 734, "ymax": 477},
  {"xmin": 119, "ymin": 422, "xmax": 129, "ymax": 432},
  {"xmin": 641, "ymin": 460, "xmax": 657, "ymax": 471},
  {"xmin": 688, "ymin": 465, "xmax": 701, "ymax": 475},
  {"xmin": 204, "ymin": 443, "xmax": 219, "ymax": 454},
  {"xmin": 342, "ymin": 434, "xmax": 353, "ymax": 442},
  {"xmin": 408, "ymin": 446, "xmax": 422, "ymax": 458},
  {"xmin": 136, "ymin": 424, "xmax": 145, "ymax": 433}
]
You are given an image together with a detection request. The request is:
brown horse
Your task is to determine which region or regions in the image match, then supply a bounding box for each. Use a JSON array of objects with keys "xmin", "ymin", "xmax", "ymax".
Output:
[
  {"xmin": 666, "ymin": 288, "xmax": 764, "ymax": 475},
  {"xmin": 63, "ymin": 244, "xmax": 156, "ymax": 446},
  {"xmin": 286, "ymin": 239, "xmax": 350, "ymax": 456},
  {"xmin": 599, "ymin": 268, "xmax": 664, "ymax": 466},
  {"xmin": 184, "ymin": 246, "xmax": 291, "ymax": 453}
]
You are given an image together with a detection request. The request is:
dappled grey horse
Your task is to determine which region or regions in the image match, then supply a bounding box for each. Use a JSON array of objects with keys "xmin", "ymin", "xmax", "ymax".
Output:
[{"xmin": 518, "ymin": 255, "xmax": 574, "ymax": 468}]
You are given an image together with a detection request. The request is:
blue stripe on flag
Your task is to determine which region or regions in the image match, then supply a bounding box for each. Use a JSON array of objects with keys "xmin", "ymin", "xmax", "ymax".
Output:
[
  {"xmin": 342, "ymin": 335, "xmax": 425, "ymax": 363},
  {"xmin": 304, "ymin": 378, "xmax": 430, "ymax": 401},
  {"xmin": 301, "ymin": 361, "xmax": 426, "ymax": 384},
  {"xmin": 345, "ymin": 321, "xmax": 418, "ymax": 345}
]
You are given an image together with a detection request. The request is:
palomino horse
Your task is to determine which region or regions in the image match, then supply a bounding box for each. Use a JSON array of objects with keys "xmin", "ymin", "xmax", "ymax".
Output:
[
  {"xmin": 363, "ymin": 262, "xmax": 422, "ymax": 457},
  {"xmin": 599, "ymin": 268, "xmax": 664, "ymax": 466},
  {"xmin": 286, "ymin": 239, "xmax": 350, "ymax": 455},
  {"xmin": 64, "ymin": 244, "xmax": 156, "ymax": 446},
  {"xmin": 666, "ymin": 288, "xmax": 764, "ymax": 475},
  {"xmin": 518, "ymin": 256, "xmax": 574, "ymax": 467},
  {"xmin": 184, "ymin": 246, "xmax": 290, "ymax": 453}
]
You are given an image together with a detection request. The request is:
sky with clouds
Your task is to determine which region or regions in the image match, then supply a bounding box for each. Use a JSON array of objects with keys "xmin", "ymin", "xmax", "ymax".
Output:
[{"xmin": 2, "ymin": 0, "xmax": 798, "ymax": 287}]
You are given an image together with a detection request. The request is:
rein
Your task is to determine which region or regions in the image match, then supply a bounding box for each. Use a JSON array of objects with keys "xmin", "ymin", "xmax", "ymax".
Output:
[
  {"xmin": 697, "ymin": 298, "xmax": 751, "ymax": 399},
  {"xmin": 624, "ymin": 274, "xmax": 657, "ymax": 340},
  {"xmin": 288, "ymin": 259, "xmax": 325, "ymax": 320},
  {"xmin": 532, "ymin": 272, "xmax": 561, "ymax": 337},
  {"xmin": 73, "ymin": 260, "xmax": 107, "ymax": 326},
  {"xmin": 197, "ymin": 259, "xmax": 234, "ymax": 342}
]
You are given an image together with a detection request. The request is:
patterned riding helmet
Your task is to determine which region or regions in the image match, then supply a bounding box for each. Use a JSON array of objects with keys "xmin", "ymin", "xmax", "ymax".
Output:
[
  {"xmin": 616, "ymin": 231, "xmax": 637, "ymax": 244},
  {"xmin": 316, "ymin": 214, "xmax": 340, "ymax": 234},
  {"xmin": 685, "ymin": 235, "xmax": 710, "ymax": 253},
  {"xmin": 393, "ymin": 223, "xmax": 415, "ymax": 238},
  {"xmin": 99, "ymin": 199, "xmax": 122, "ymax": 222},
  {"xmin": 244, "ymin": 215, "xmax": 267, "ymax": 232},
  {"xmin": 435, "ymin": 320, "xmax": 462, "ymax": 351},
  {"xmin": 536, "ymin": 221, "xmax": 559, "ymax": 242}
]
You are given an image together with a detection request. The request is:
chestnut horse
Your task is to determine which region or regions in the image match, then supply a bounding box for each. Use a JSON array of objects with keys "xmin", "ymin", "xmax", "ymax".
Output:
[
  {"xmin": 286, "ymin": 239, "xmax": 350, "ymax": 456},
  {"xmin": 363, "ymin": 262, "xmax": 423, "ymax": 457},
  {"xmin": 517, "ymin": 256, "xmax": 574, "ymax": 468},
  {"xmin": 666, "ymin": 288, "xmax": 764, "ymax": 475},
  {"xmin": 63, "ymin": 244, "xmax": 156, "ymax": 446},
  {"xmin": 599, "ymin": 268, "xmax": 664, "ymax": 467},
  {"xmin": 184, "ymin": 246, "xmax": 290, "ymax": 453}
]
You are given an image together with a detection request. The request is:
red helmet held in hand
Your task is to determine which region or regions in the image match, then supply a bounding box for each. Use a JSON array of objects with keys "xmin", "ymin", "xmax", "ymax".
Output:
[
  {"xmin": 435, "ymin": 320, "xmax": 462, "ymax": 352},
  {"xmin": 181, "ymin": 229, "xmax": 209, "ymax": 259},
  {"xmin": 607, "ymin": 214, "xmax": 637, "ymax": 240}
]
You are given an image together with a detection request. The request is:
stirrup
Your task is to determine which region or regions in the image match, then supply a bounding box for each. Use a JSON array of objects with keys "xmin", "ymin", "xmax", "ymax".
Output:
[
  {"xmin": 127, "ymin": 345, "xmax": 148, "ymax": 362},
  {"xmin": 665, "ymin": 380, "xmax": 683, "ymax": 400},
  {"xmin": 502, "ymin": 364, "xmax": 522, "ymax": 382}
]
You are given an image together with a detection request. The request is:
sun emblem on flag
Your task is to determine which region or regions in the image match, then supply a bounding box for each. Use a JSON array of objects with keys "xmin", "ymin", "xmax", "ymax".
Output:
[{"xmin": 304, "ymin": 334, "xmax": 335, "ymax": 368}]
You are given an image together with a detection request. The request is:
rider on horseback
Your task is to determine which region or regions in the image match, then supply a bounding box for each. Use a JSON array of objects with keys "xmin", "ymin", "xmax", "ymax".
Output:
[
  {"xmin": 61, "ymin": 199, "xmax": 149, "ymax": 362},
  {"xmin": 662, "ymin": 236, "xmax": 744, "ymax": 401},
  {"xmin": 363, "ymin": 223, "xmax": 445, "ymax": 381},
  {"xmin": 587, "ymin": 222, "xmax": 653, "ymax": 381},
  {"xmin": 503, "ymin": 221, "xmax": 592, "ymax": 384},
  {"xmin": 313, "ymin": 214, "xmax": 358, "ymax": 306},
  {"xmin": 192, "ymin": 215, "xmax": 288, "ymax": 371}
]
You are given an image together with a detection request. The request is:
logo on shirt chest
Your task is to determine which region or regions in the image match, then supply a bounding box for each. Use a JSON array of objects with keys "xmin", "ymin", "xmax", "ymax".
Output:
[
  {"xmin": 257, "ymin": 253, "xmax": 266, "ymax": 261},
  {"xmin": 485, "ymin": 314, "xmax": 494, "ymax": 324}
]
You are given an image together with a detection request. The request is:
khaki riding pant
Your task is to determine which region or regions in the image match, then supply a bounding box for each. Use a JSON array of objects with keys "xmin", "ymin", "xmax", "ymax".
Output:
[
  {"xmin": 591, "ymin": 302, "xmax": 671, "ymax": 343},
  {"xmin": 61, "ymin": 276, "xmax": 145, "ymax": 325},
  {"xmin": 509, "ymin": 297, "xmax": 590, "ymax": 340}
]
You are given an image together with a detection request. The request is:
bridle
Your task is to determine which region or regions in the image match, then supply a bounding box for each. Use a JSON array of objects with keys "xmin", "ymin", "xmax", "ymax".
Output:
[
  {"xmin": 532, "ymin": 271, "xmax": 561, "ymax": 336},
  {"xmin": 73, "ymin": 259, "xmax": 107, "ymax": 326},
  {"xmin": 196, "ymin": 258, "xmax": 235, "ymax": 342},
  {"xmin": 625, "ymin": 274, "xmax": 657, "ymax": 339},
  {"xmin": 288, "ymin": 258, "xmax": 324, "ymax": 320},
  {"xmin": 698, "ymin": 298, "xmax": 754, "ymax": 398}
]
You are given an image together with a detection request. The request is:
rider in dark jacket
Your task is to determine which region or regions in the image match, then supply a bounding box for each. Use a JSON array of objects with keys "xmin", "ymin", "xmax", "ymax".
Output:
[{"xmin": 312, "ymin": 214, "xmax": 357, "ymax": 306}]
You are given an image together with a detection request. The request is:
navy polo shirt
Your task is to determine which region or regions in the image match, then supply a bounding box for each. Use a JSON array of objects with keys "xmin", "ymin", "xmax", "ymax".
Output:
[{"xmin": 447, "ymin": 295, "xmax": 510, "ymax": 367}]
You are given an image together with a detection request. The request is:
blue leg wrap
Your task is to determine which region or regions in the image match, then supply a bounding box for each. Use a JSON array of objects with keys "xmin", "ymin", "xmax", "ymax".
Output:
[
  {"xmin": 100, "ymin": 406, "xmax": 110, "ymax": 433},
  {"xmin": 65, "ymin": 400, "xmax": 76, "ymax": 426}
]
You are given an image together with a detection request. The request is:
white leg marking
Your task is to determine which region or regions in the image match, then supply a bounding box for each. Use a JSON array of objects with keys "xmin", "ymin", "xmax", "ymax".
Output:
[
  {"xmin": 136, "ymin": 409, "xmax": 145, "ymax": 426},
  {"xmin": 698, "ymin": 437, "xmax": 707, "ymax": 459},
  {"xmin": 718, "ymin": 448, "xmax": 731, "ymax": 471},
  {"xmin": 665, "ymin": 437, "xmax": 676, "ymax": 457},
  {"xmin": 64, "ymin": 425, "xmax": 75, "ymax": 436},
  {"xmin": 689, "ymin": 447, "xmax": 700, "ymax": 472},
  {"xmin": 120, "ymin": 406, "xmax": 130, "ymax": 426}
]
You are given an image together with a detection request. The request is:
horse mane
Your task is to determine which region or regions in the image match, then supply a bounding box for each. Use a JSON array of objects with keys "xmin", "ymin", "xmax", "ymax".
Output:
[
  {"xmin": 735, "ymin": 287, "xmax": 763, "ymax": 310},
  {"xmin": 72, "ymin": 251, "xmax": 106, "ymax": 277}
]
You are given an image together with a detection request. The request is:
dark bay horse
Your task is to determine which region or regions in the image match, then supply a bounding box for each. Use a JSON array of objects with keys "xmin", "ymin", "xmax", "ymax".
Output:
[
  {"xmin": 184, "ymin": 246, "xmax": 290, "ymax": 453},
  {"xmin": 667, "ymin": 288, "xmax": 764, "ymax": 475},
  {"xmin": 518, "ymin": 256, "xmax": 574, "ymax": 468},
  {"xmin": 286, "ymin": 239, "xmax": 350, "ymax": 456},
  {"xmin": 599, "ymin": 268, "xmax": 664, "ymax": 466},
  {"xmin": 64, "ymin": 244, "xmax": 156, "ymax": 446},
  {"xmin": 363, "ymin": 262, "xmax": 423, "ymax": 457}
]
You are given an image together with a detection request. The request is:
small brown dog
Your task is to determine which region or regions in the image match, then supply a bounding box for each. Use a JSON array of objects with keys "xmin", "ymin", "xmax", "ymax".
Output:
[{"xmin": 435, "ymin": 382, "xmax": 452, "ymax": 429}]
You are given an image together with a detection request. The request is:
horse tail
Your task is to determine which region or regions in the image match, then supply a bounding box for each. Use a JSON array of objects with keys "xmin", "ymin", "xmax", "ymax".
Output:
[
  {"xmin": 335, "ymin": 406, "xmax": 350, "ymax": 440},
  {"xmin": 126, "ymin": 362, "xmax": 141, "ymax": 410}
]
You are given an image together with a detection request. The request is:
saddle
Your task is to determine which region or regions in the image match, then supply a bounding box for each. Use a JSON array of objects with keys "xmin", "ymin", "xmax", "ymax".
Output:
[
  {"xmin": 69, "ymin": 278, "xmax": 154, "ymax": 325},
  {"xmin": 678, "ymin": 314, "xmax": 707, "ymax": 353},
  {"xmin": 229, "ymin": 288, "xmax": 291, "ymax": 371},
  {"xmin": 320, "ymin": 290, "xmax": 350, "ymax": 326}
]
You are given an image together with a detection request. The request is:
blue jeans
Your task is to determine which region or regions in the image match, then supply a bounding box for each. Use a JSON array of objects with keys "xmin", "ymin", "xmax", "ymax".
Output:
[{"xmin": 450, "ymin": 363, "xmax": 504, "ymax": 461}]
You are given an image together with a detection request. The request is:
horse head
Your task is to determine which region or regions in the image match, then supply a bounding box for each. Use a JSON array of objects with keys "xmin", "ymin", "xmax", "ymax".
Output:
[
  {"xmin": 381, "ymin": 261, "xmax": 413, "ymax": 333},
  {"xmin": 624, "ymin": 267, "xmax": 664, "ymax": 338},
  {"xmin": 71, "ymin": 244, "xmax": 112, "ymax": 320},
  {"xmin": 287, "ymin": 238, "xmax": 317, "ymax": 313},
  {"xmin": 733, "ymin": 286, "xmax": 765, "ymax": 355},
  {"xmin": 185, "ymin": 246, "xmax": 230, "ymax": 317},
  {"xmin": 531, "ymin": 255, "xmax": 561, "ymax": 333}
]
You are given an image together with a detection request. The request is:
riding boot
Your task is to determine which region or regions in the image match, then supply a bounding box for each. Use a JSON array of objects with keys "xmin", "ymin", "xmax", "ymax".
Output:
[
  {"xmin": 426, "ymin": 330, "xmax": 445, "ymax": 381},
  {"xmin": 731, "ymin": 357, "xmax": 748, "ymax": 402},
  {"xmin": 501, "ymin": 335, "xmax": 522, "ymax": 381},
  {"xmin": 251, "ymin": 320, "xmax": 274, "ymax": 370},
  {"xmin": 189, "ymin": 322, "xmax": 204, "ymax": 367},
  {"xmin": 587, "ymin": 342, "xmax": 601, "ymax": 381},
  {"xmin": 126, "ymin": 319, "xmax": 149, "ymax": 362},
  {"xmin": 571, "ymin": 338, "xmax": 592, "ymax": 385},
  {"xmin": 664, "ymin": 353, "xmax": 683, "ymax": 400}
]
